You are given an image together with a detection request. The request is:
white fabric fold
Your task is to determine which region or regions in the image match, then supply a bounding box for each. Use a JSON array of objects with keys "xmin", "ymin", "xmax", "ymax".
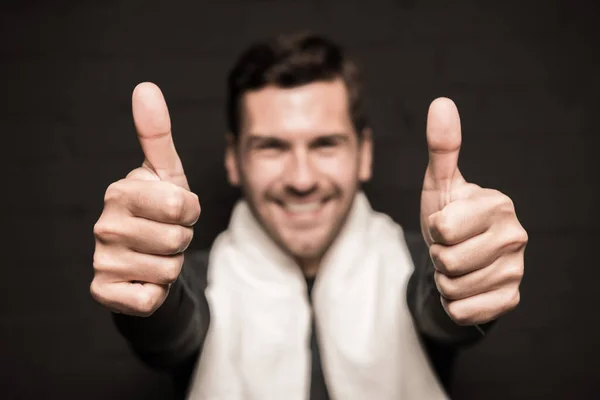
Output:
[{"xmin": 187, "ymin": 192, "xmax": 448, "ymax": 400}]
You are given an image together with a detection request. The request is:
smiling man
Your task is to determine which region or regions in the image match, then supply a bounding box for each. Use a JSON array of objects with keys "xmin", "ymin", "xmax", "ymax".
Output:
[
  {"xmin": 91, "ymin": 32, "xmax": 527, "ymax": 400},
  {"xmin": 226, "ymin": 78, "xmax": 371, "ymax": 278}
]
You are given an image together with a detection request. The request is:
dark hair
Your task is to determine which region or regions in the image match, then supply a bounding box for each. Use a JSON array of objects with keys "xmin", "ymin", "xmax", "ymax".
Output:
[{"xmin": 226, "ymin": 31, "xmax": 368, "ymax": 138}]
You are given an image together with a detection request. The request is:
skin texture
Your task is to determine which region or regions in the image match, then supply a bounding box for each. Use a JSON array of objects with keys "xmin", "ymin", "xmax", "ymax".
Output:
[
  {"xmin": 420, "ymin": 98, "xmax": 528, "ymax": 325},
  {"xmin": 225, "ymin": 79, "xmax": 372, "ymax": 276},
  {"xmin": 91, "ymin": 81, "xmax": 527, "ymax": 328},
  {"xmin": 91, "ymin": 82, "xmax": 201, "ymax": 317}
]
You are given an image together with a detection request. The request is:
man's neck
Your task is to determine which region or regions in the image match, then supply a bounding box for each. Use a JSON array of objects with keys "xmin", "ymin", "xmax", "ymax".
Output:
[{"xmin": 299, "ymin": 258, "xmax": 320, "ymax": 278}]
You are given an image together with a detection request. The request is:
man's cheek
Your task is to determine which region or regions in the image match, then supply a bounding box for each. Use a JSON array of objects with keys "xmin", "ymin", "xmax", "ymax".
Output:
[
  {"xmin": 245, "ymin": 167, "xmax": 275, "ymax": 195},
  {"xmin": 323, "ymin": 156, "xmax": 357, "ymax": 180}
]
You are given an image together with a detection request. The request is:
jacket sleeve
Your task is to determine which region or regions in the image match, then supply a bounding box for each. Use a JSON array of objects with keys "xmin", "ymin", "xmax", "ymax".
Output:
[
  {"xmin": 404, "ymin": 231, "xmax": 495, "ymax": 347},
  {"xmin": 111, "ymin": 250, "xmax": 210, "ymax": 371}
]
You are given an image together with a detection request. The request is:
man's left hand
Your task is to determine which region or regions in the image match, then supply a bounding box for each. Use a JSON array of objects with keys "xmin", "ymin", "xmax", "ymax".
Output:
[{"xmin": 420, "ymin": 97, "xmax": 528, "ymax": 326}]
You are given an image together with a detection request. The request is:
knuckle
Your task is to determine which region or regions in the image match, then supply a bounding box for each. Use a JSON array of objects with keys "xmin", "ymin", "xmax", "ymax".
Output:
[
  {"xmin": 504, "ymin": 225, "xmax": 529, "ymax": 252},
  {"xmin": 446, "ymin": 302, "xmax": 471, "ymax": 326},
  {"xmin": 429, "ymin": 244, "xmax": 441, "ymax": 265},
  {"xmin": 135, "ymin": 290, "xmax": 158, "ymax": 316},
  {"xmin": 507, "ymin": 289, "xmax": 521, "ymax": 310},
  {"xmin": 163, "ymin": 255, "xmax": 184, "ymax": 283},
  {"xmin": 93, "ymin": 218, "xmax": 118, "ymax": 242},
  {"xmin": 496, "ymin": 193, "xmax": 516, "ymax": 215},
  {"xmin": 92, "ymin": 220, "xmax": 105, "ymax": 239},
  {"xmin": 191, "ymin": 194, "xmax": 202, "ymax": 224},
  {"xmin": 509, "ymin": 222, "xmax": 527, "ymax": 240},
  {"xmin": 181, "ymin": 228, "xmax": 193, "ymax": 251},
  {"xmin": 92, "ymin": 250, "xmax": 108, "ymax": 273},
  {"xmin": 127, "ymin": 167, "xmax": 157, "ymax": 180},
  {"xmin": 438, "ymin": 249, "xmax": 458, "ymax": 274},
  {"xmin": 515, "ymin": 226, "xmax": 529, "ymax": 246},
  {"xmin": 505, "ymin": 262, "xmax": 524, "ymax": 283},
  {"xmin": 92, "ymin": 250, "xmax": 125, "ymax": 277},
  {"xmin": 89, "ymin": 279, "xmax": 105, "ymax": 304},
  {"xmin": 104, "ymin": 180, "xmax": 127, "ymax": 204},
  {"xmin": 164, "ymin": 192, "xmax": 185, "ymax": 221},
  {"xmin": 435, "ymin": 273, "xmax": 450, "ymax": 298},
  {"xmin": 436, "ymin": 274, "xmax": 460, "ymax": 300},
  {"xmin": 164, "ymin": 226, "xmax": 188, "ymax": 254},
  {"xmin": 435, "ymin": 212, "xmax": 454, "ymax": 242}
]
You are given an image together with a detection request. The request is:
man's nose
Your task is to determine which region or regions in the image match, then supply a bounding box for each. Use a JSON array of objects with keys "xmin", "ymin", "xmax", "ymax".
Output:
[{"xmin": 284, "ymin": 149, "xmax": 318, "ymax": 194}]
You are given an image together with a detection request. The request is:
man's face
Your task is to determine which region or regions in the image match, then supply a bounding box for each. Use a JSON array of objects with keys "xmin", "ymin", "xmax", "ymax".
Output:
[{"xmin": 225, "ymin": 79, "xmax": 372, "ymax": 265}]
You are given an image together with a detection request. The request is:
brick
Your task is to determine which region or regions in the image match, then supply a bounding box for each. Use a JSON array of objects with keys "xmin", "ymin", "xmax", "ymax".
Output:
[
  {"xmin": 0, "ymin": 258, "xmax": 95, "ymax": 318},
  {"xmin": 359, "ymin": 46, "xmax": 438, "ymax": 93},
  {"xmin": 4, "ymin": 119, "xmax": 70, "ymax": 161},
  {"xmin": 7, "ymin": 213, "xmax": 97, "ymax": 261},
  {"xmin": 3, "ymin": 2, "xmax": 600, "ymax": 400},
  {"xmin": 0, "ymin": 2, "xmax": 244, "ymax": 58},
  {"xmin": 457, "ymin": 134, "xmax": 593, "ymax": 189},
  {"xmin": 442, "ymin": 38, "xmax": 560, "ymax": 85},
  {"xmin": 364, "ymin": 86, "xmax": 595, "ymax": 143},
  {"xmin": 6, "ymin": 157, "xmax": 134, "ymax": 211},
  {"xmin": 234, "ymin": 0, "xmax": 327, "ymax": 44},
  {"xmin": 1, "ymin": 59, "xmax": 76, "ymax": 121},
  {"xmin": 323, "ymin": 0, "xmax": 566, "ymax": 45},
  {"xmin": 62, "ymin": 99, "xmax": 226, "ymax": 158},
  {"xmin": 365, "ymin": 87, "xmax": 440, "ymax": 141},
  {"xmin": 2, "ymin": 55, "xmax": 231, "ymax": 122},
  {"xmin": 314, "ymin": 0, "xmax": 404, "ymax": 46},
  {"xmin": 445, "ymin": 87, "xmax": 592, "ymax": 138},
  {"xmin": 369, "ymin": 130, "xmax": 593, "ymax": 191}
]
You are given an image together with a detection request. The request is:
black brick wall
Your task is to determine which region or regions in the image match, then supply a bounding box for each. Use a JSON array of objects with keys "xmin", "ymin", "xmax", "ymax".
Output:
[{"xmin": 2, "ymin": 1, "xmax": 599, "ymax": 398}]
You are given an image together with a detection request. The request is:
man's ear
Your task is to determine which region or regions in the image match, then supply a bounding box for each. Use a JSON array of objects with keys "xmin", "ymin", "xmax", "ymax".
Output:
[
  {"xmin": 358, "ymin": 127, "xmax": 373, "ymax": 182},
  {"xmin": 225, "ymin": 133, "xmax": 240, "ymax": 186}
]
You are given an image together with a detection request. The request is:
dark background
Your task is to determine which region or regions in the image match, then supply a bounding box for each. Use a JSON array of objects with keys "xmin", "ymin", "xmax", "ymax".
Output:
[{"xmin": 2, "ymin": 0, "xmax": 599, "ymax": 399}]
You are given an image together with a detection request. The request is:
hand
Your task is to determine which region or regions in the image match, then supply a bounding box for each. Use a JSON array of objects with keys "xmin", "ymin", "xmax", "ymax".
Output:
[
  {"xmin": 90, "ymin": 82, "xmax": 201, "ymax": 317},
  {"xmin": 420, "ymin": 98, "xmax": 528, "ymax": 326}
]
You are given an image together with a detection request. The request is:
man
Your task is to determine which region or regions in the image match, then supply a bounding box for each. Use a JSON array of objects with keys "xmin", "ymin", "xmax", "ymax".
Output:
[{"xmin": 91, "ymin": 32, "xmax": 527, "ymax": 400}]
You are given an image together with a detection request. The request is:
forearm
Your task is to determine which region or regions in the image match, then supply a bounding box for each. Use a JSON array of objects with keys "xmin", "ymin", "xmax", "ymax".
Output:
[
  {"xmin": 408, "ymin": 272, "xmax": 494, "ymax": 346},
  {"xmin": 406, "ymin": 235, "xmax": 495, "ymax": 346},
  {"xmin": 112, "ymin": 253, "xmax": 210, "ymax": 370}
]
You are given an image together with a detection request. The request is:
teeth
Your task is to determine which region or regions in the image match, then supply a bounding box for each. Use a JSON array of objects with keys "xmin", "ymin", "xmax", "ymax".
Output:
[{"xmin": 284, "ymin": 202, "xmax": 321, "ymax": 213}]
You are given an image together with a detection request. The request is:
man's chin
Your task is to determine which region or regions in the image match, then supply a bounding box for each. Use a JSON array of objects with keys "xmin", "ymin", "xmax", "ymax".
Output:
[
  {"xmin": 279, "ymin": 234, "xmax": 331, "ymax": 263},
  {"xmin": 291, "ymin": 248, "xmax": 324, "ymax": 262}
]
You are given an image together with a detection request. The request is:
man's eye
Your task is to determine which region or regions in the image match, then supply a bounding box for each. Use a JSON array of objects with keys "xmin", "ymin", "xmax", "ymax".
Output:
[
  {"xmin": 254, "ymin": 141, "xmax": 288, "ymax": 152},
  {"xmin": 315, "ymin": 140, "xmax": 338, "ymax": 148},
  {"xmin": 258, "ymin": 142, "xmax": 283, "ymax": 150}
]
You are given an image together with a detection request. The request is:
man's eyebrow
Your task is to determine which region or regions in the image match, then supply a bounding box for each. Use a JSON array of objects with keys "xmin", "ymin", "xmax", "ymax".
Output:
[
  {"xmin": 246, "ymin": 133, "xmax": 281, "ymax": 140},
  {"xmin": 245, "ymin": 134, "xmax": 287, "ymax": 144},
  {"xmin": 244, "ymin": 132, "xmax": 351, "ymax": 147},
  {"xmin": 312, "ymin": 133, "xmax": 350, "ymax": 141}
]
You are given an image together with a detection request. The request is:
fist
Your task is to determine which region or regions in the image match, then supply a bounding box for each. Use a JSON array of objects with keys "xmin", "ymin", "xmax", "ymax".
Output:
[
  {"xmin": 90, "ymin": 83, "xmax": 201, "ymax": 317},
  {"xmin": 421, "ymin": 98, "xmax": 528, "ymax": 326}
]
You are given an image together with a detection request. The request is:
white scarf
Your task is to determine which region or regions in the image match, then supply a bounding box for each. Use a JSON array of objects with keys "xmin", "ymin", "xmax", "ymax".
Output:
[{"xmin": 187, "ymin": 192, "xmax": 449, "ymax": 400}]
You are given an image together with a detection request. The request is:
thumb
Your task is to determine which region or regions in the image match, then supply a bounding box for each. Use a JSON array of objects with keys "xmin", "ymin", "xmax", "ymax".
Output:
[
  {"xmin": 132, "ymin": 82, "xmax": 189, "ymax": 190},
  {"xmin": 426, "ymin": 97, "xmax": 462, "ymax": 186}
]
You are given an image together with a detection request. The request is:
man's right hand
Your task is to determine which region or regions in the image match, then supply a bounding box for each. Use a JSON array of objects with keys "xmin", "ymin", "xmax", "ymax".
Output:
[{"xmin": 91, "ymin": 82, "xmax": 201, "ymax": 317}]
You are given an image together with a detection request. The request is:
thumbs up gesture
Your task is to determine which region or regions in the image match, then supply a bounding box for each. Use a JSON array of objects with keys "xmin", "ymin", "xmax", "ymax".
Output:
[
  {"xmin": 91, "ymin": 83, "xmax": 201, "ymax": 317},
  {"xmin": 420, "ymin": 98, "xmax": 528, "ymax": 326}
]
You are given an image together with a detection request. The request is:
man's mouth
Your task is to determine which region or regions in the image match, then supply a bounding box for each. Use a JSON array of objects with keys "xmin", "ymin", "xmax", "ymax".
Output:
[
  {"xmin": 283, "ymin": 201, "xmax": 322, "ymax": 213},
  {"xmin": 274, "ymin": 195, "xmax": 336, "ymax": 219}
]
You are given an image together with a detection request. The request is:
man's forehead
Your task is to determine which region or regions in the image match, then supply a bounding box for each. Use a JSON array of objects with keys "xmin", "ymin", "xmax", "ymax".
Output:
[{"xmin": 240, "ymin": 79, "xmax": 353, "ymax": 136}]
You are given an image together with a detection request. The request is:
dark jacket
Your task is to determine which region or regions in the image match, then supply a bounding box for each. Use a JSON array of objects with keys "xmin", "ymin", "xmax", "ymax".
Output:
[{"xmin": 112, "ymin": 231, "xmax": 492, "ymax": 398}]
